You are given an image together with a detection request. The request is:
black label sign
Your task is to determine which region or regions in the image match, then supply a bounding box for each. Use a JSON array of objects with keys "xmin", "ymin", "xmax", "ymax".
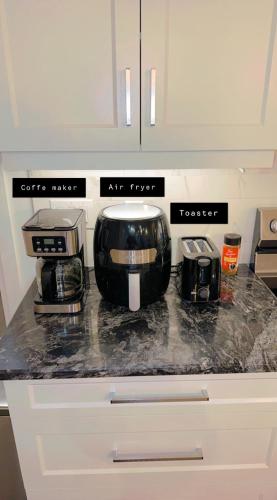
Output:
[
  {"xmin": 100, "ymin": 177, "xmax": 165, "ymax": 197},
  {"xmin": 170, "ymin": 203, "xmax": 228, "ymax": 224},
  {"xmin": 13, "ymin": 178, "xmax": 86, "ymax": 198}
]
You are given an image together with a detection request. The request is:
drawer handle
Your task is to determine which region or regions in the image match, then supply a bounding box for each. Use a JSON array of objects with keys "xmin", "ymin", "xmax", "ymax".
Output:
[
  {"xmin": 110, "ymin": 389, "xmax": 209, "ymax": 404},
  {"xmin": 113, "ymin": 448, "xmax": 203, "ymax": 463}
]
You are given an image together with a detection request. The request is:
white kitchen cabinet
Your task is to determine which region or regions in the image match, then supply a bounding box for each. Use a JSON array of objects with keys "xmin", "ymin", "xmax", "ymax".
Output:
[
  {"xmin": 0, "ymin": 0, "xmax": 140, "ymax": 151},
  {"xmin": 5, "ymin": 374, "xmax": 277, "ymax": 500},
  {"xmin": 0, "ymin": 0, "xmax": 277, "ymax": 160},
  {"xmin": 141, "ymin": 0, "xmax": 277, "ymax": 152}
]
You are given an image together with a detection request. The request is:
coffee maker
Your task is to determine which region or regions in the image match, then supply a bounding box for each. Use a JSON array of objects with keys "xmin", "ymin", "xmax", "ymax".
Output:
[{"xmin": 22, "ymin": 209, "xmax": 86, "ymax": 313}]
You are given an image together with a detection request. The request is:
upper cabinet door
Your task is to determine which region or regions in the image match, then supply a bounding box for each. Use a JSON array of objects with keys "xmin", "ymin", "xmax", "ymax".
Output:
[
  {"xmin": 141, "ymin": 0, "xmax": 277, "ymax": 151},
  {"xmin": 0, "ymin": 0, "xmax": 140, "ymax": 151}
]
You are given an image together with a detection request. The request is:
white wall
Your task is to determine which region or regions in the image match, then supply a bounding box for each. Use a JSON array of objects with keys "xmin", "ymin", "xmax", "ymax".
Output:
[
  {"xmin": 30, "ymin": 168, "xmax": 277, "ymax": 265},
  {"xmin": 0, "ymin": 166, "xmax": 20, "ymax": 323},
  {"xmin": 0, "ymin": 162, "xmax": 34, "ymax": 323},
  {"xmin": 3, "ymin": 170, "xmax": 35, "ymax": 288}
]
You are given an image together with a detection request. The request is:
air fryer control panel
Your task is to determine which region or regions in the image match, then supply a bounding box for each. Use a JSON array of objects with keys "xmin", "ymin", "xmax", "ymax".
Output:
[{"xmin": 32, "ymin": 236, "xmax": 66, "ymax": 254}]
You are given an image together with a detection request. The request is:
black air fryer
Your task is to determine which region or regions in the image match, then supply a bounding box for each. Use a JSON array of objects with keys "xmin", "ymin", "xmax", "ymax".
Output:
[
  {"xmin": 94, "ymin": 203, "xmax": 171, "ymax": 311},
  {"xmin": 176, "ymin": 237, "xmax": 221, "ymax": 302}
]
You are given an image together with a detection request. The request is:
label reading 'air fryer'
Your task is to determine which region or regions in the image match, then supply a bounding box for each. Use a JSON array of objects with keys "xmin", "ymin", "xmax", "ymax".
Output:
[
  {"xmin": 100, "ymin": 177, "xmax": 165, "ymax": 197},
  {"xmin": 170, "ymin": 203, "xmax": 228, "ymax": 224}
]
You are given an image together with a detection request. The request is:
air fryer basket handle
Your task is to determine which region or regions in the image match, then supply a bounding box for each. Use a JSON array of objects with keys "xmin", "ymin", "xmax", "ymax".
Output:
[{"xmin": 128, "ymin": 273, "xmax": 140, "ymax": 312}]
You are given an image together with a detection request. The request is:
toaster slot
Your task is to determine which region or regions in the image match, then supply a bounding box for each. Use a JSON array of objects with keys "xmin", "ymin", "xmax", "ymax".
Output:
[{"xmin": 181, "ymin": 238, "xmax": 213, "ymax": 255}]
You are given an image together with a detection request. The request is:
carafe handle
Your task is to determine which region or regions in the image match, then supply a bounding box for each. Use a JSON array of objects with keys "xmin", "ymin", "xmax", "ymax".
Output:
[{"xmin": 41, "ymin": 261, "xmax": 56, "ymax": 301}]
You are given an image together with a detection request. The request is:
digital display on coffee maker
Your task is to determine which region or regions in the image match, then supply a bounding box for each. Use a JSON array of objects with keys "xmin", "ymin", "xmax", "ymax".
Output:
[{"xmin": 32, "ymin": 236, "xmax": 66, "ymax": 254}]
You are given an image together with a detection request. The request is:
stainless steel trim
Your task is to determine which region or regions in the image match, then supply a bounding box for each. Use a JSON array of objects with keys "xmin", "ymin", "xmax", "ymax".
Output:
[
  {"xmin": 22, "ymin": 208, "xmax": 84, "ymax": 231},
  {"xmin": 0, "ymin": 384, "xmax": 9, "ymax": 415},
  {"xmin": 270, "ymin": 219, "xmax": 277, "ymax": 234},
  {"xmin": 260, "ymin": 208, "xmax": 277, "ymax": 242},
  {"xmin": 254, "ymin": 253, "xmax": 277, "ymax": 275},
  {"xmin": 113, "ymin": 448, "xmax": 203, "ymax": 463},
  {"xmin": 110, "ymin": 248, "xmax": 157, "ymax": 265},
  {"xmin": 22, "ymin": 210, "xmax": 86, "ymax": 257},
  {"xmin": 125, "ymin": 68, "xmax": 131, "ymax": 126},
  {"xmin": 110, "ymin": 389, "xmax": 209, "ymax": 404},
  {"xmin": 23, "ymin": 229, "xmax": 79, "ymax": 257},
  {"xmin": 150, "ymin": 68, "xmax": 156, "ymax": 126},
  {"xmin": 34, "ymin": 301, "xmax": 83, "ymax": 314}
]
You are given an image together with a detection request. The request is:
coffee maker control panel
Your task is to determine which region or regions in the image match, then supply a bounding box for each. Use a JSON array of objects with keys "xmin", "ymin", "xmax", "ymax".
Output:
[{"xmin": 32, "ymin": 236, "xmax": 66, "ymax": 254}]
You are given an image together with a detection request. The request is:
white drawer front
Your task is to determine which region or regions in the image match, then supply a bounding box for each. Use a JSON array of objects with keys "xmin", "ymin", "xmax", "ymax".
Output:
[
  {"xmin": 16, "ymin": 420, "xmax": 277, "ymax": 491},
  {"xmin": 4, "ymin": 378, "xmax": 277, "ymax": 498},
  {"xmin": 27, "ymin": 377, "xmax": 277, "ymax": 412},
  {"xmin": 17, "ymin": 410, "xmax": 277, "ymax": 493},
  {"xmin": 27, "ymin": 479, "xmax": 276, "ymax": 500},
  {"xmin": 37, "ymin": 428, "xmax": 271, "ymax": 473},
  {"xmin": 25, "ymin": 408, "xmax": 277, "ymax": 434}
]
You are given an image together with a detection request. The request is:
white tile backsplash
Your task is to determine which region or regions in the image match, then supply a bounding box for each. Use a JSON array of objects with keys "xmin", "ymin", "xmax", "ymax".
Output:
[
  {"xmin": 239, "ymin": 171, "xmax": 277, "ymax": 198},
  {"xmin": 31, "ymin": 169, "xmax": 277, "ymax": 265},
  {"xmin": 185, "ymin": 171, "xmax": 242, "ymax": 200}
]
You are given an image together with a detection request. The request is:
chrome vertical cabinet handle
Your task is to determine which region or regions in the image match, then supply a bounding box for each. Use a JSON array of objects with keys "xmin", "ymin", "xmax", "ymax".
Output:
[
  {"xmin": 125, "ymin": 68, "xmax": 131, "ymax": 126},
  {"xmin": 150, "ymin": 68, "xmax": 156, "ymax": 126}
]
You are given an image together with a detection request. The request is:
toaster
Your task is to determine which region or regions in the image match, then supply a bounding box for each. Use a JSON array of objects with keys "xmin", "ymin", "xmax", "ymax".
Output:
[{"xmin": 176, "ymin": 237, "xmax": 221, "ymax": 302}]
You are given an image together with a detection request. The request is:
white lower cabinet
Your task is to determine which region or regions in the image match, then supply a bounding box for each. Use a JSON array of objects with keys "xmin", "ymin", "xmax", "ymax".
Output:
[{"xmin": 4, "ymin": 375, "xmax": 277, "ymax": 500}]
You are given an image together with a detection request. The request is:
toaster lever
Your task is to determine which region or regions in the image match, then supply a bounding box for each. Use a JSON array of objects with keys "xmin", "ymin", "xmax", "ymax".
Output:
[{"xmin": 198, "ymin": 258, "xmax": 210, "ymax": 267}]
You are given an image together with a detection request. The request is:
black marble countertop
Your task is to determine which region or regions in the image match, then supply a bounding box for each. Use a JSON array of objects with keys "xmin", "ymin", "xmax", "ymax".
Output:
[{"xmin": 0, "ymin": 266, "xmax": 277, "ymax": 380}]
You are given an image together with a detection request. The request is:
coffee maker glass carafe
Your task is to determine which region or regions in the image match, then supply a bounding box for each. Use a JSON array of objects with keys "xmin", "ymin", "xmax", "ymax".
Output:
[{"xmin": 36, "ymin": 257, "xmax": 83, "ymax": 302}]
